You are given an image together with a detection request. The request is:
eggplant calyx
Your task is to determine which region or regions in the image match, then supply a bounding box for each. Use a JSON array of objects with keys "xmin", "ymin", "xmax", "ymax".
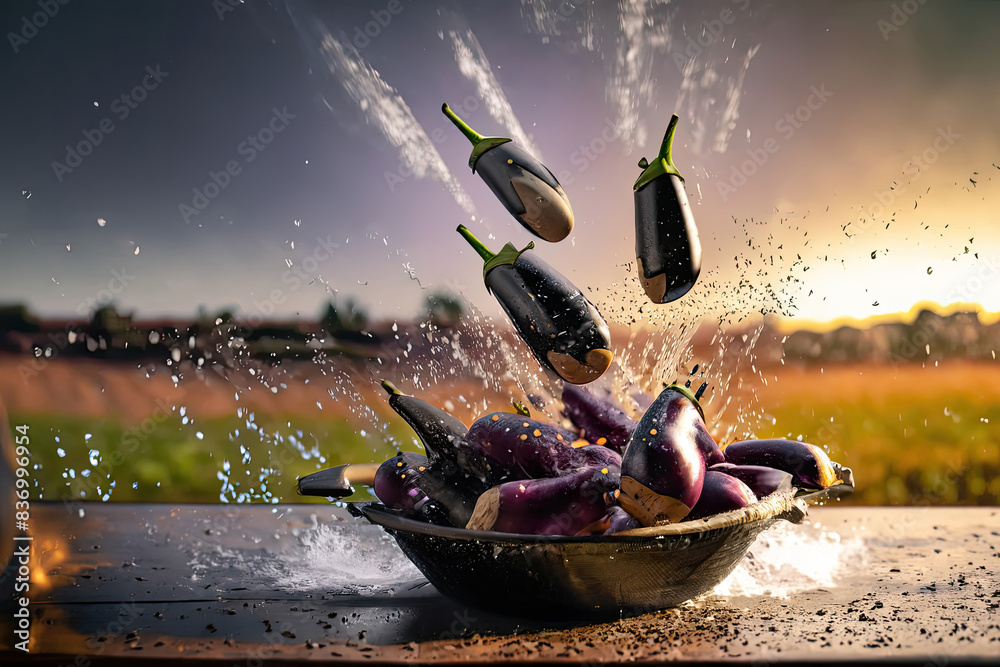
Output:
[
  {"xmin": 633, "ymin": 114, "xmax": 684, "ymax": 191},
  {"xmin": 381, "ymin": 379, "xmax": 404, "ymax": 397},
  {"xmin": 441, "ymin": 103, "xmax": 512, "ymax": 172},
  {"xmin": 667, "ymin": 382, "xmax": 706, "ymax": 423},
  {"xmin": 512, "ymin": 400, "xmax": 531, "ymax": 417},
  {"xmin": 456, "ymin": 224, "xmax": 534, "ymax": 282}
]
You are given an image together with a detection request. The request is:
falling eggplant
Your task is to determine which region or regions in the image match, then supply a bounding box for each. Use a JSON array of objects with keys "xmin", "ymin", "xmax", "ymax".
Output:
[
  {"xmin": 443, "ymin": 103, "xmax": 573, "ymax": 242},
  {"xmin": 723, "ymin": 439, "xmax": 840, "ymax": 490},
  {"xmin": 708, "ymin": 462, "xmax": 794, "ymax": 498},
  {"xmin": 457, "ymin": 224, "xmax": 614, "ymax": 384},
  {"xmin": 685, "ymin": 470, "xmax": 757, "ymax": 521},
  {"xmin": 465, "ymin": 465, "xmax": 618, "ymax": 535},
  {"xmin": 373, "ymin": 452, "xmax": 479, "ymax": 527},
  {"xmin": 561, "ymin": 383, "xmax": 637, "ymax": 454},
  {"xmin": 380, "ymin": 380, "xmax": 505, "ymax": 489},
  {"xmin": 618, "ymin": 383, "xmax": 719, "ymax": 526},
  {"xmin": 466, "ymin": 411, "xmax": 620, "ymax": 479},
  {"xmin": 634, "ymin": 114, "xmax": 702, "ymax": 303}
]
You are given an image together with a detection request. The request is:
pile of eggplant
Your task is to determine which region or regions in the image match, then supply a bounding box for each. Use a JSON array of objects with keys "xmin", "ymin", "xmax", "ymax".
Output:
[{"xmin": 299, "ymin": 380, "xmax": 846, "ymax": 536}]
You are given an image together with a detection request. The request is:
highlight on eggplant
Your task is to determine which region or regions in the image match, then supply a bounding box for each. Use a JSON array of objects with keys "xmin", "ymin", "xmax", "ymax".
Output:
[
  {"xmin": 633, "ymin": 114, "xmax": 702, "ymax": 303},
  {"xmin": 443, "ymin": 103, "xmax": 573, "ymax": 242},
  {"xmin": 457, "ymin": 224, "xmax": 614, "ymax": 384},
  {"xmin": 561, "ymin": 383, "xmax": 637, "ymax": 454},
  {"xmin": 685, "ymin": 470, "xmax": 757, "ymax": 521},
  {"xmin": 618, "ymin": 383, "xmax": 711, "ymax": 526},
  {"xmin": 722, "ymin": 438, "xmax": 840, "ymax": 490}
]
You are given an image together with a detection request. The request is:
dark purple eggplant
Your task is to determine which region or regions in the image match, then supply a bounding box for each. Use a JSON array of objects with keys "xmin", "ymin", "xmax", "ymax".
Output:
[
  {"xmin": 457, "ymin": 224, "xmax": 613, "ymax": 384},
  {"xmin": 722, "ymin": 439, "xmax": 839, "ymax": 490},
  {"xmin": 634, "ymin": 114, "xmax": 702, "ymax": 303},
  {"xmin": 465, "ymin": 465, "xmax": 618, "ymax": 535},
  {"xmin": 578, "ymin": 505, "xmax": 643, "ymax": 536},
  {"xmin": 618, "ymin": 384, "xmax": 718, "ymax": 526},
  {"xmin": 466, "ymin": 411, "xmax": 620, "ymax": 480},
  {"xmin": 561, "ymin": 383, "xmax": 637, "ymax": 454},
  {"xmin": 380, "ymin": 380, "xmax": 506, "ymax": 489},
  {"xmin": 373, "ymin": 452, "xmax": 478, "ymax": 527},
  {"xmin": 443, "ymin": 103, "xmax": 573, "ymax": 242},
  {"xmin": 685, "ymin": 470, "xmax": 757, "ymax": 521},
  {"xmin": 709, "ymin": 462, "xmax": 793, "ymax": 498}
]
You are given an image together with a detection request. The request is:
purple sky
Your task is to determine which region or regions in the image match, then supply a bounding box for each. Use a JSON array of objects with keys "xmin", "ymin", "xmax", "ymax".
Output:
[{"xmin": 1, "ymin": 0, "xmax": 997, "ymax": 327}]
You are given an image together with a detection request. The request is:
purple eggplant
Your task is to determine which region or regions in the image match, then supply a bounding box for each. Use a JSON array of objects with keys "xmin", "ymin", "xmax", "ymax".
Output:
[
  {"xmin": 457, "ymin": 224, "xmax": 614, "ymax": 385},
  {"xmin": 465, "ymin": 465, "xmax": 618, "ymax": 535},
  {"xmin": 685, "ymin": 470, "xmax": 757, "ymax": 521},
  {"xmin": 634, "ymin": 114, "xmax": 702, "ymax": 303},
  {"xmin": 373, "ymin": 452, "xmax": 478, "ymax": 527},
  {"xmin": 709, "ymin": 462, "xmax": 793, "ymax": 498},
  {"xmin": 380, "ymin": 380, "xmax": 506, "ymax": 489},
  {"xmin": 619, "ymin": 384, "xmax": 718, "ymax": 526},
  {"xmin": 578, "ymin": 505, "xmax": 643, "ymax": 536},
  {"xmin": 443, "ymin": 103, "xmax": 573, "ymax": 242},
  {"xmin": 561, "ymin": 383, "xmax": 637, "ymax": 454},
  {"xmin": 722, "ymin": 439, "xmax": 839, "ymax": 490},
  {"xmin": 466, "ymin": 411, "xmax": 620, "ymax": 480}
]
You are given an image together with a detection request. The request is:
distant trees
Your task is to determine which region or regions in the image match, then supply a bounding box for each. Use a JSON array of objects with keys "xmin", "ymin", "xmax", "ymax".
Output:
[
  {"xmin": 0, "ymin": 304, "xmax": 40, "ymax": 333},
  {"xmin": 322, "ymin": 297, "xmax": 368, "ymax": 334},
  {"xmin": 423, "ymin": 290, "xmax": 464, "ymax": 328}
]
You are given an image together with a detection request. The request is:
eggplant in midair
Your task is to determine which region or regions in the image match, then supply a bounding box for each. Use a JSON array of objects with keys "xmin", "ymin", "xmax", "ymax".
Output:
[
  {"xmin": 443, "ymin": 103, "xmax": 574, "ymax": 242},
  {"xmin": 634, "ymin": 114, "xmax": 702, "ymax": 303},
  {"xmin": 457, "ymin": 224, "xmax": 614, "ymax": 384},
  {"xmin": 618, "ymin": 384, "xmax": 717, "ymax": 525}
]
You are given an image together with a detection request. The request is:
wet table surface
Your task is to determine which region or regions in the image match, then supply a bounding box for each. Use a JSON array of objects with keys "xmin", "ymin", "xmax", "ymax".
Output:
[{"xmin": 1, "ymin": 502, "xmax": 997, "ymax": 665}]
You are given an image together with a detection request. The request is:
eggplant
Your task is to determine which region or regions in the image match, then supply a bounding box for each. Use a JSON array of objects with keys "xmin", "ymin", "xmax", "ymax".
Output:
[
  {"xmin": 722, "ymin": 439, "xmax": 839, "ymax": 490},
  {"xmin": 634, "ymin": 114, "xmax": 702, "ymax": 303},
  {"xmin": 561, "ymin": 383, "xmax": 637, "ymax": 454},
  {"xmin": 709, "ymin": 462, "xmax": 794, "ymax": 498},
  {"xmin": 457, "ymin": 224, "xmax": 613, "ymax": 384},
  {"xmin": 443, "ymin": 103, "xmax": 573, "ymax": 242},
  {"xmin": 685, "ymin": 470, "xmax": 757, "ymax": 521},
  {"xmin": 297, "ymin": 462, "xmax": 380, "ymax": 499},
  {"xmin": 618, "ymin": 384, "xmax": 717, "ymax": 525},
  {"xmin": 465, "ymin": 465, "xmax": 618, "ymax": 535},
  {"xmin": 466, "ymin": 411, "xmax": 619, "ymax": 479},
  {"xmin": 578, "ymin": 505, "xmax": 643, "ymax": 536},
  {"xmin": 373, "ymin": 452, "xmax": 478, "ymax": 527}
]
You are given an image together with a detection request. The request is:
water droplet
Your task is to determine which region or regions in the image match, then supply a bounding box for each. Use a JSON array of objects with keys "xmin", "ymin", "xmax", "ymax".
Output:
[{"xmin": 98, "ymin": 218, "xmax": 106, "ymax": 227}]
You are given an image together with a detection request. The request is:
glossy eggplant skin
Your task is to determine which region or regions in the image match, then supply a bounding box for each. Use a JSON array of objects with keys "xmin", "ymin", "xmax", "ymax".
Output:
[
  {"xmin": 685, "ymin": 470, "xmax": 757, "ymax": 521},
  {"xmin": 443, "ymin": 103, "xmax": 573, "ymax": 243},
  {"xmin": 373, "ymin": 452, "xmax": 478, "ymax": 527},
  {"xmin": 561, "ymin": 383, "xmax": 636, "ymax": 454},
  {"xmin": 709, "ymin": 462, "xmax": 794, "ymax": 498},
  {"xmin": 474, "ymin": 142, "xmax": 574, "ymax": 242},
  {"xmin": 619, "ymin": 385, "xmax": 709, "ymax": 526},
  {"xmin": 381, "ymin": 381, "xmax": 505, "ymax": 490},
  {"xmin": 486, "ymin": 248, "xmax": 613, "ymax": 385},
  {"xmin": 466, "ymin": 411, "xmax": 620, "ymax": 480},
  {"xmin": 634, "ymin": 115, "xmax": 702, "ymax": 304},
  {"xmin": 723, "ymin": 439, "xmax": 839, "ymax": 490},
  {"xmin": 465, "ymin": 465, "xmax": 618, "ymax": 535}
]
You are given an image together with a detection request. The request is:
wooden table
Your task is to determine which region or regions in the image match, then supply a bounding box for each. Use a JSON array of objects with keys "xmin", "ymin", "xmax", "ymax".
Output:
[{"xmin": 1, "ymin": 502, "xmax": 997, "ymax": 664}]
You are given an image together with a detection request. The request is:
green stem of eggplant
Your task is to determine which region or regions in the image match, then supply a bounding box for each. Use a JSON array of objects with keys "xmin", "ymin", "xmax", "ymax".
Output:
[
  {"xmin": 668, "ymin": 382, "xmax": 706, "ymax": 423},
  {"xmin": 658, "ymin": 114, "xmax": 681, "ymax": 173},
  {"xmin": 456, "ymin": 224, "xmax": 495, "ymax": 262},
  {"xmin": 381, "ymin": 379, "xmax": 403, "ymax": 396},
  {"xmin": 441, "ymin": 103, "xmax": 482, "ymax": 146}
]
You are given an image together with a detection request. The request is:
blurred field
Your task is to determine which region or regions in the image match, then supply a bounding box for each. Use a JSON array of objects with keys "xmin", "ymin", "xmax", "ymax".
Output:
[{"xmin": 2, "ymin": 355, "xmax": 997, "ymax": 505}]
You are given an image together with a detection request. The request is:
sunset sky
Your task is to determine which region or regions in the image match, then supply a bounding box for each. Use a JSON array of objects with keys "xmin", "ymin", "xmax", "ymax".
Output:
[{"xmin": 1, "ymin": 0, "xmax": 997, "ymax": 327}]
